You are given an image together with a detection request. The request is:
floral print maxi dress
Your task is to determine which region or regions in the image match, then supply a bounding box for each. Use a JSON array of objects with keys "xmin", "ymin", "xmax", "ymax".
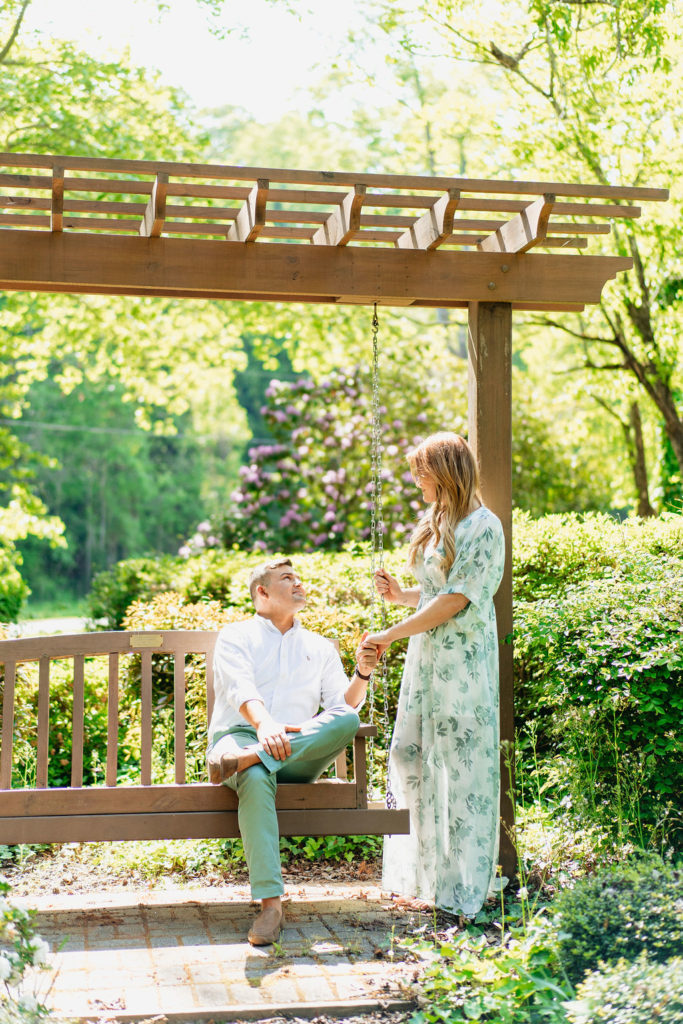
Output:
[{"xmin": 383, "ymin": 506, "xmax": 505, "ymax": 917}]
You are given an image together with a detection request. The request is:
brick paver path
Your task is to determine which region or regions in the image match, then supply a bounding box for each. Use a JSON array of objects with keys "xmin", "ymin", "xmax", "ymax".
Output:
[{"xmin": 31, "ymin": 882, "xmax": 422, "ymax": 1020}]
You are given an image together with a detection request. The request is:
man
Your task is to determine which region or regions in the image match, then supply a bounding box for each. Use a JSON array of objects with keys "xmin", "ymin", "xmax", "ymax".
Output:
[{"xmin": 207, "ymin": 558, "xmax": 377, "ymax": 946}]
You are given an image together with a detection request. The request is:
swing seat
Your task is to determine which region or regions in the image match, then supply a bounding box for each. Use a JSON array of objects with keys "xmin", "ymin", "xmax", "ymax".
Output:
[{"xmin": 0, "ymin": 630, "xmax": 409, "ymax": 845}]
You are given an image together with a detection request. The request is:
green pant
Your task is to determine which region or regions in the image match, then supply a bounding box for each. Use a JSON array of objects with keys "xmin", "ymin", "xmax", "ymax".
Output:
[{"xmin": 211, "ymin": 706, "xmax": 360, "ymax": 899}]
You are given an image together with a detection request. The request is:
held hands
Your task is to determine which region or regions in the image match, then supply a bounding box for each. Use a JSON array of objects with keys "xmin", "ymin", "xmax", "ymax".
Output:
[
  {"xmin": 362, "ymin": 631, "xmax": 393, "ymax": 658},
  {"xmin": 257, "ymin": 716, "xmax": 302, "ymax": 761},
  {"xmin": 374, "ymin": 568, "xmax": 403, "ymax": 604},
  {"xmin": 356, "ymin": 632, "xmax": 379, "ymax": 677}
]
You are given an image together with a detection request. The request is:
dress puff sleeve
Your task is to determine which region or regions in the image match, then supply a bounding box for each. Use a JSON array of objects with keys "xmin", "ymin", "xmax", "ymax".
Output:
[{"xmin": 439, "ymin": 508, "xmax": 505, "ymax": 609}]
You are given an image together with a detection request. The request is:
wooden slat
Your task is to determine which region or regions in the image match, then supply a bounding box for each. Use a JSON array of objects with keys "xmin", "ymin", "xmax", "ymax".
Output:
[
  {"xmin": 0, "ymin": 174, "xmax": 650, "ymax": 218},
  {"xmin": 71, "ymin": 655, "xmax": 85, "ymax": 788},
  {"xmin": 0, "ymin": 805, "xmax": 410, "ymax": 844},
  {"xmin": 50, "ymin": 165, "xmax": 64, "ymax": 232},
  {"xmin": 0, "ymin": 151, "xmax": 669, "ymax": 200},
  {"xmin": 0, "ymin": 780, "xmax": 359, "ymax": 815},
  {"xmin": 206, "ymin": 651, "xmax": 215, "ymax": 723},
  {"xmin": 443, "ymin": 233, "xmax": 587, "ymax": 249},
  {"xmin": 140, "ymin": 649, "xmax": 152, "ymax": 786},
  {"xmin": 36, "ymin": 658, "xmax": 50, "ymax": 788},
  {"xmin": 0, "ymin": 660, "xmax": 16, "ymax": 789},
  {"xmin": 312, "ymin": 185, "xmax": 366, "ymax": 246},
  {"xmin": 354, "ymin": 733, "xmax": 368, "ymax": 808},
  {"xmin": 227, "ymin": 178, "xmax": 268, "ymax": 242},
  {"xmin": 174, "ymin": 653, "xmax": 186, "ymax": 785},
  {"xmin": 106, "ymin": 652, "xmax": 119, "ymax": 787},
  {"xmin": 139, "ymin": 172, "xmax": 168, "ymax": 237},
  {"xmin": 334, "ymin": 750, "xmax": 348, "ymax": 780},
  {"xmin": 478, "ymin": 194, "xmax": 555, "ymax": 253},
  {"xmin": 395, "ymin": 188, "xmax": 460, "ymax": 250}
]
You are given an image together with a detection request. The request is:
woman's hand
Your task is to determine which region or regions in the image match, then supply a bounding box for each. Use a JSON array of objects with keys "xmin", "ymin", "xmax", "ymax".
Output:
[
  {"xmin": 374, "ymin": 568, "xmax": 403, "ymax": 604},
  {"xmin": 363, "ymin": 630, "xmax": 394, "ymax": 659}
]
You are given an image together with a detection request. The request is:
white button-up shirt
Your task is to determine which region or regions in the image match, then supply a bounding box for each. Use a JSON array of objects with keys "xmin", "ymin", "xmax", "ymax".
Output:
[{"xmin": 208, "ymin": 614, "xmax": 354, "ymax": 745}]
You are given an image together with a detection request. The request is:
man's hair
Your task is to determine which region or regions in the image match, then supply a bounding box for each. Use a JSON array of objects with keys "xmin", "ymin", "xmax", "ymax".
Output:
[{"xmin": 248, "ymin": 558, "xmax": 293, "ymax": 603}]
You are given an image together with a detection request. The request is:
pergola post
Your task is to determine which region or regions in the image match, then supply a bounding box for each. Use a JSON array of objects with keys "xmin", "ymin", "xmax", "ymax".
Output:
[{"xmin": 467, "ymin": 301, "xmax": 516, "ymax": 880}]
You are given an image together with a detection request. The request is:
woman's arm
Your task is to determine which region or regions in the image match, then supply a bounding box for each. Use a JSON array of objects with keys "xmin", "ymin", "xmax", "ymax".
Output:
[{"xmin": 365, "ymin": 591, "xmax": 469, "ymax": 651}]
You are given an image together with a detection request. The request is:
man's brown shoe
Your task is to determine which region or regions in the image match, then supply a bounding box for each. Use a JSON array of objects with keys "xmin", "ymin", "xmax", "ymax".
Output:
[
  {"xmin": 207, "ymin": 751, "xmax": 239, "ymax": 784},
  {"xmin": 247, "ymin": 905, "xmax": 283, "ymax": 946}
]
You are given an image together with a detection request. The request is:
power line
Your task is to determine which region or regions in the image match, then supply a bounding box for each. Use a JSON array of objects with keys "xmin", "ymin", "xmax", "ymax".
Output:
[{"xmin": 0, "ymin": 418, "xmax": 254, "ymax": 444}]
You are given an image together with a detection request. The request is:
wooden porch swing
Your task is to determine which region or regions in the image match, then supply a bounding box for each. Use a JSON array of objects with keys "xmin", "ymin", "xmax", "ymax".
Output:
[{"xmin": 0, "ymin": 151, "xmax": 669, "ymax": 874}]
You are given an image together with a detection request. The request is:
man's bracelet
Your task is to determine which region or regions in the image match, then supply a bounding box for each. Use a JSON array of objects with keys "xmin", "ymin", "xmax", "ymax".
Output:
[{"xmin": 354, "ymin": 665, "xmax": 372, "ymax": 681}]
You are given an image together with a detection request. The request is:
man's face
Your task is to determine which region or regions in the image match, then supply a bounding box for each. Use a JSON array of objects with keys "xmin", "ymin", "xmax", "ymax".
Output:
[{"xmin": 260, "ymin": 565, "xmax": 307, "ymax": 614}]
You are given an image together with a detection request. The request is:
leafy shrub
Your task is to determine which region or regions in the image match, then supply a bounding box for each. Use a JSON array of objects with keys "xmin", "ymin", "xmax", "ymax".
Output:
[
  {"xmin": 182, "ymin": 360, "xmax": 464, "ymax": 556},
  {"xmin": 565, "ymin": 952, "xmax": 683, "ymax": 1024},
  {"xmin": 411, "ymin": 915, "xmax": 571, "ymax": 1024},
  {"xmin": 0, "ymin": 547, "xmax": 29, "ymax": 623},
  {"xmin": 515, "ymin": 553, "xmax": 683, "ymax": 845},
  {"xmin": 512, "ymin": 509, "xmax": 683, "ymax": 601},
  {"xmin": 552, "ymin": 860, "xmax": 683, "ymax": 983},
  {"xmin": 87, "ymin": 555, "xmax": 177, "ymax": 627}
]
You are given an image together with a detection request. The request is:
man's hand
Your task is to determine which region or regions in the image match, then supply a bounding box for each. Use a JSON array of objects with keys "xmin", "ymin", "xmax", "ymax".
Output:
[
  {"xmin": 356, "ymin": 633, "xmax": 379, "ymax": 676},
  {"xmin": 256, "ymin": 717, "xmax": 302, "ymax": 760}
]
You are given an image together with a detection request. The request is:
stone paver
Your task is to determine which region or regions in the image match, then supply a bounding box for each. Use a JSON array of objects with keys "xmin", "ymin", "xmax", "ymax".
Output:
[{"xmin": 29, "ymin": 882, "xmax": 421, "ymax": 1021}]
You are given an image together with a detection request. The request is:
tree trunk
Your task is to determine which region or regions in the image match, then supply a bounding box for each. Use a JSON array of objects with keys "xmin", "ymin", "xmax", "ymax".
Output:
[{"xmin": 629, "ymin": 402, "xmax": 656, "ymax": 517}]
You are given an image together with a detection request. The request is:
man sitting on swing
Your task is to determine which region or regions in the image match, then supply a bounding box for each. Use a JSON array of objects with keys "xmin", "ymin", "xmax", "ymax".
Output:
[{"xmin": 207, "ymin": 557, "xmax": 377, "ymax": 946}]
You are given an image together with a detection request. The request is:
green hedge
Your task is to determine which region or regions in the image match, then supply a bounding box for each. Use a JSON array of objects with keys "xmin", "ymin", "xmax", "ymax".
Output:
[
  {"xmin": 566, "ymin": 953, "xmax": 683, "ymax": 1024},
  {"xmin": 515, "ymin": 555, "xmax": 683, "ymax": 845},
  {"xmin": 552, "ymin": 860, "xmax": 683, "ymax": 982},
  {"xmin": 87, "ymin": 513, "xmax": 683, "ymax": 844}
]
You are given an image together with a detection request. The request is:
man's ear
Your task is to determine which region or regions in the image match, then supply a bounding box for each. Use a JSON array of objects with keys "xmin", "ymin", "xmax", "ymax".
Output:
[{"xmin": 255, "ymin": 584, "xmax": 269, "ymax": 601}]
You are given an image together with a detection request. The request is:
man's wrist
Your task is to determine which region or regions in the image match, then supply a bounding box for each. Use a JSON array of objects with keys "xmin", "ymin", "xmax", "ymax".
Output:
[{"xmin": 354, "ymin": 664, "xmax": 373, "ymax": 681}]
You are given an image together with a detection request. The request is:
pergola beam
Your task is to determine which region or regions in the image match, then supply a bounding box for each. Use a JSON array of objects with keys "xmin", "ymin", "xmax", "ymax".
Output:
[
  {"xmin": 0, "ymin": 231, "xmax": 632, "ymax": 309},
  {"xmin": 227, "ymin": 178, "xmax": 269, "ymax": 243},
  {"xmin": 395, "ymin": 189, "xmax": 460, "ymax": 250},
  {"xmin": 478, "ymin": 194, "xmax": 556, "ymax": 254},
  {"xmin": 312, "ymin": 185, "xmax": 366, "ymax": 246}
]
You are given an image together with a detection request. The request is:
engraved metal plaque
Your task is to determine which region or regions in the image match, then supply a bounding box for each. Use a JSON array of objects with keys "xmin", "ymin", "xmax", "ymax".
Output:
[{"xmin": 129, "ymin": 634, "xmax": 164, "ymax": 649}]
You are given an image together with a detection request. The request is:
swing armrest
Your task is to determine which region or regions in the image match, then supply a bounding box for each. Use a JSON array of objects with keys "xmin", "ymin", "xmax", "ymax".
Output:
[{"xmin": 356, "ymin": 724, "xmax": 377, "ymax": 737}]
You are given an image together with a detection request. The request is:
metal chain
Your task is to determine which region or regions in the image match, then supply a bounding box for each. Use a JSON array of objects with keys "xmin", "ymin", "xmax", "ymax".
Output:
[{"xmin": 369, "ymin": 303, "xmax": 389, "ymax": 799}]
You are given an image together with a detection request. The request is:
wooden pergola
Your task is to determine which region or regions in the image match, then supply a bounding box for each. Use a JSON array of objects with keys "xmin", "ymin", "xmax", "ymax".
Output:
[{"xmin": 0, "ymin": 152, "xmax": 669, "ymax": 875}]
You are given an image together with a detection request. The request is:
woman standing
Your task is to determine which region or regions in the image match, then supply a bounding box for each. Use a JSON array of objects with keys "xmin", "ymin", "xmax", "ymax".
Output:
[{"xmin": 365, "ymin": 431, "xmax": 505, "ymax": 917}]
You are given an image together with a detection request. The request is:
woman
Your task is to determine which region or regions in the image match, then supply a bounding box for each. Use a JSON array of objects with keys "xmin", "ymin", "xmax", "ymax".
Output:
[{"xmin": 365, "ymin": 431, "xmax": 504, "ymax": 917}]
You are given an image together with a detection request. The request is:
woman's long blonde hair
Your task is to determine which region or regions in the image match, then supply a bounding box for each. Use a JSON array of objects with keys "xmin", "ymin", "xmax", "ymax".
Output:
[{"xmin": 406, "ymin": 432, "xmax": 482, "ymax": 575}]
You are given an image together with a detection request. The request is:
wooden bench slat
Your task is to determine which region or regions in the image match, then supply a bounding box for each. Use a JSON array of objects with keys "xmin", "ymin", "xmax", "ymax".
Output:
[
  {"xmin": 106, "ymin": 652, "xmax": 119, "ymax": 787},
  {"xmin": 71, "ymin": 654, "xmax": 85, "ymax": 788},
  {"xmin": 140, "ymin": 648, "xmax": 153, "ymax": 786},
  {"xmin": 0, "ymin": 780, "xmax": 359, "ymax": 814},
  {"xmin": 0, "ymin": 630, "xmax": 218, "ymax": 663},
  {"xmin": 37, "ymin": 657, "xmax": 50, "ymax": 788},
  {"xmin": 0, "ymin": 805, "xmax": 410, "ymax": 845},
  {"xmin": 174, "ymin": 652, "xmax": 186, "ymax": 785},
  {"xmin": 206, "ymin": 651, "xmax": 215, "ymax": 723},
  {"xmin": 0, "ymin": 660, "xmax": 16, "ymax": 789}
]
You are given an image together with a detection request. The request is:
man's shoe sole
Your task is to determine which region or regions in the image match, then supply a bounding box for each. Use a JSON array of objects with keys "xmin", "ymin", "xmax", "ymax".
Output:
[{"xmin": 207, "ymin": 752, "xmax": 239, "ymax": 784}]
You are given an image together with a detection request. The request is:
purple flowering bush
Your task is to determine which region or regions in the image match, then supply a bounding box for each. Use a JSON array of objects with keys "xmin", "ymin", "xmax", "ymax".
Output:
[{"xmin": 184, "ymin": 363, "xmax": 466, "ymax": 555}]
